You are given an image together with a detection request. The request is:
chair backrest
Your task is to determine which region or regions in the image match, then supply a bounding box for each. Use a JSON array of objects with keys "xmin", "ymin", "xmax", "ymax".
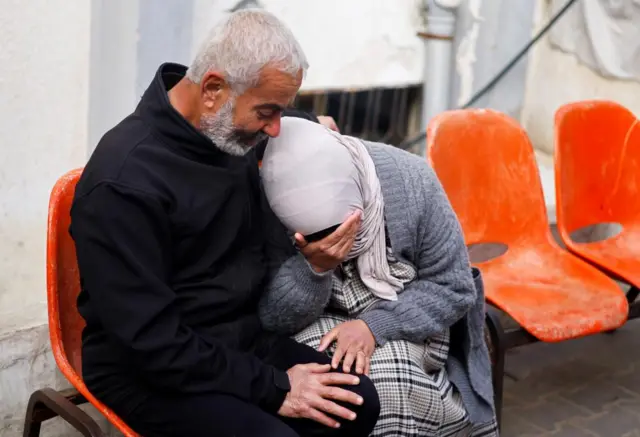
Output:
[
  {"xmin": 47, "ymin": 168, "xmax": 141, "ymax": 436},
  {"xmin": 47, "ymin": 168, "xmax": 84, "ymax": 378},
  {"xmin": 554, "ymin": 100, "xmax": 640, "ymax": 235},
  {"xmin": 426, "ymin": 109, "xmax": 551, "ymax": 248}
]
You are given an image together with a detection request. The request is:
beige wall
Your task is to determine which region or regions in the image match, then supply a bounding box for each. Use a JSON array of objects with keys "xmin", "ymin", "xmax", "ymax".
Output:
[
  {"xmin": 0, "ymin": 3, "xmax": 96, "ymax": 434},
  {"xmin": 0, "ymin": 0, "xmax": 91, "ymax": 336},
  {"xmin": 521, "ymin": 0, "xmax": 640, "ymax": 157}
]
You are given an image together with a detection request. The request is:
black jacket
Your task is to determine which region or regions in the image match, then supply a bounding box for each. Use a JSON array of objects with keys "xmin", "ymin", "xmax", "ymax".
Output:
[{"xmin": 71, "ymin": 63, "xmax": 292, "ymax": 413}]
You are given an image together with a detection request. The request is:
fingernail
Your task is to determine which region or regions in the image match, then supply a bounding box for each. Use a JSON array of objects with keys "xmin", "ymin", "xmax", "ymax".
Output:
[
  {"xmin": 357, "ymin": 396, "xmax": 363, "ymax": 405},
  {"xmin": 350, "ymin": 413, "xmax": 357, "ymax": 420},
  {"xmin": 353, "ymin": 377, "xmax": 360, "ymax": 384},
  {"xmin": 334, "ymin": 423, "xmax": 341, "ymax": 428}
]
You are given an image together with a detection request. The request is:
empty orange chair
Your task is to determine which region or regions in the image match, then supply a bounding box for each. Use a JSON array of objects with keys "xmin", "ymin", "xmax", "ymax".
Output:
[
  {"xmin": 427, "ymin": 109, "xmax": 629, "ymax": 423},
  {"xmin": 555, "ymin": 100, "xmax": 640, "ymax": 308},
  {"xmin": 23, "ymin": 169, "xmax": 139, "ymax": 437},
  {"xmin": 427, "ymin": 108, "xmax": 628, "ymax": 341}
]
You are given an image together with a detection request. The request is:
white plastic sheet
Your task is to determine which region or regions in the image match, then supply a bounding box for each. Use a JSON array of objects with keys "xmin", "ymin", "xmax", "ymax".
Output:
[{"xmin": 548, "ymin": 0, "xmax": 640, "ymax": 81}]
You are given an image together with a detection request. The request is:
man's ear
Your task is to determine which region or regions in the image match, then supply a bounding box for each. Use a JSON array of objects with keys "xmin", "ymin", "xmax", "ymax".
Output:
[{"xmin": 200, "ymin": 71, "xmax": 229, "ymax": 109}]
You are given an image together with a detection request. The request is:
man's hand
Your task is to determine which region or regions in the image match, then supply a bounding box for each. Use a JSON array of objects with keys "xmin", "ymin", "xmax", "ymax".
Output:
[
  {"xmin": 294, "ymin": 211, "xmax": 361, "ymax": 273},
  {"xmin": 318, "ymin": 321, "xmax": 376, "ymax": 375},
  {"xmin": 318, "ymin": 115, "xmax": 340, "ymax": 132},
  {"xmin": 278, "ymin": 363, "xmax": 364, "ymax": 429}
]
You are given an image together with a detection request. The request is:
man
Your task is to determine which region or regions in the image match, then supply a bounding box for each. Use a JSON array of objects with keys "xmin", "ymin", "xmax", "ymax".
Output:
[{"xmin": 70, "ymin": 9, "xmax": 379, "ymax": 437}]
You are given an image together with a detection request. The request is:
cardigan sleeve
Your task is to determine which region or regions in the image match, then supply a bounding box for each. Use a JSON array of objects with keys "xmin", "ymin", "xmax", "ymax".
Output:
[
  {"xmin": 358, "ymin": 161, "xmax": 477, "ymax": 345},
  {"xmin": 257, "ymin": 181, "xmax": 335, "ymax": 335}
]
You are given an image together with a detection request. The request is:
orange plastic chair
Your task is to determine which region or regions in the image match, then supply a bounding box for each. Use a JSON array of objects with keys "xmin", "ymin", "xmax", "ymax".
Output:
[
  {"xmin": 555, "ymin": 100, "xmax": 640, "ymax": 309},
  {"xmin": 427, "ymin": 109, "xmax": 630, "ymax": 423},
  {"xmin": 23, "ymin": 169, "xmax": 139, "ymax": 437}
]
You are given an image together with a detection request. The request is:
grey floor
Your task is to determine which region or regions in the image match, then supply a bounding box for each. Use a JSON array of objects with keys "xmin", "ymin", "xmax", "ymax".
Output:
[{"xmin": 501, "ymin": 318, "xmax": 640, "ymax": 437}]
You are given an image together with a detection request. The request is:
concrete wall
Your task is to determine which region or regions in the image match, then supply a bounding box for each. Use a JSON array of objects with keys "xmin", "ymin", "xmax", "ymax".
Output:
[
  {"xmin": 0, "ymin": 1, "xmax": 113, "ymax": 435},
  {"xmin": 446, "ymin": 0, "xmax": 564, "ymax": 216},
  {"xmin": 0, "ymin": 0, "xmax": 90, "ymax": 337},
  {"xmin": 519, "ymin": 0, "xmax": 640, "ymax": 220},
  {"xmin": 452, "ymin": 0, "xmax": 536, "ymax": 119},
  {"xmin": 521, "ymin": 0, "xmax": 640, "ymax": 158},
  {"xmin": 449, "ymin": 0, "xmax": 640, "ymax": 220}
]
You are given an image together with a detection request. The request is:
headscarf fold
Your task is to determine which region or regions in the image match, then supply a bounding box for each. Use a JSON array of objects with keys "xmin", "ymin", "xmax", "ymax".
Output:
[{"xmin": 261, "ymin": 117, "xmax": 402, "ymax": 301}]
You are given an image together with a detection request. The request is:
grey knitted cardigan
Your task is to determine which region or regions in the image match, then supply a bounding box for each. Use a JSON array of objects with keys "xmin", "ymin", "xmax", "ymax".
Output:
[{"xmin": 258, "ymin": 141, "xmax": 495, "ymax": 425}]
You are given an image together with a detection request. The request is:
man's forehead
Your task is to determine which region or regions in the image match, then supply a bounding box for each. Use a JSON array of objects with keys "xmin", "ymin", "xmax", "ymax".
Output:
[
  {"xmin": 248, "ymin": 87, "xmax": 298, "ymax": 109},
  {"xmin": 252, "ymin": 68, "xmax": 302, "ymax": 97}
]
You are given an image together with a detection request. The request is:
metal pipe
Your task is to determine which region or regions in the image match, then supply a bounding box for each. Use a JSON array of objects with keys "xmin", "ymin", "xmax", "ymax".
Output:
[{"xmin": 419, "ymin": 0, "xmax": 460, "ymax": 136}]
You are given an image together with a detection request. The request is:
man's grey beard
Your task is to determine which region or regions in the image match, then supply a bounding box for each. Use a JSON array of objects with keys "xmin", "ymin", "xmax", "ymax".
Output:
[{"xmin": 199, "ymin": 98, "xmax": 267, "ymax": 156}]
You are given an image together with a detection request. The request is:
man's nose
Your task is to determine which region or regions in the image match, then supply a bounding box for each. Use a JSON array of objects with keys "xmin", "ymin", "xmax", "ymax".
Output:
[{"xmin": 262, "ymin": 115, "xmax": 281, "ymax": 138}]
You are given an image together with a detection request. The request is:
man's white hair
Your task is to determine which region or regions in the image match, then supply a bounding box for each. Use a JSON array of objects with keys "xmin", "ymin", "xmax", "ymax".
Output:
[{"xmin": 186, "ymin": 9, "xmax": 308, "ymax": 93}]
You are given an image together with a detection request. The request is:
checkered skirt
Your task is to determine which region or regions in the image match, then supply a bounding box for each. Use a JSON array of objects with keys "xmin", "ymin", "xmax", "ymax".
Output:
[{"xmin": 293, "ymin": 248, "xmax": 498, "ymax": 437}]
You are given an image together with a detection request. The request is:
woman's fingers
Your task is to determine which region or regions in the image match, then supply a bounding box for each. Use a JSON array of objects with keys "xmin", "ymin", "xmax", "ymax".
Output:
[
  {"xmin": 338, "ymin": 216, "xmax": 361, "ymax": 254},
  {"xmin": 342, "ymin": 348, "xmax": 358, "ymax": 373},
  {"xmin": 318, "ymin": 328, "xmax": 339, "ymax": 352},
  {"xmin": 355, "ymin": 351, "xmax": 367, "ymax": 375},
  {"xmin": 294, "ymin": 233, "xmax": 308, "ymax": 248},
  {"xmin": 331, "ymin": 343, "xmax": 347, "ymax": 370},
  {"xmin": 324, "ymin": 211, "xmax": 361, "ymax": 246},
  {"xmin": 336, "ymin": 232, "xmax": 357, "ymax": 258}
]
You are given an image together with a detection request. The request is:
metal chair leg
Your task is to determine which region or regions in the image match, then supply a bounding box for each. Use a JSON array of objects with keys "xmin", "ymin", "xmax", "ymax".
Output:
[
  {"xmin": 606, "ymin": 285, "xmax": 640, "ymax": 334},
  {"xmin": 486, "ymin": 306, "xmax": 506, "ymax": 431},
  {"xmin": 626, "ymin": 286, "xmax": 640, "ymax": 304},
  {"xmin": 23, "ymin": 388, "xmax": 105, "ymax": 437}
]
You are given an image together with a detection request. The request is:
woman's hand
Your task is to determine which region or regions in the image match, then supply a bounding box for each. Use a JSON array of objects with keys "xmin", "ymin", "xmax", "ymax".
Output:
[
  {"xmin": 294, "ymin": 211, "xmax": 361, "ymax": 273},
  {"xmin": 317, "ymin": 115, "xmax": 340, "ymax": 132},
  {"xmin": 318, "ymin": 320, "xmax": 376, "ymax": 375}
]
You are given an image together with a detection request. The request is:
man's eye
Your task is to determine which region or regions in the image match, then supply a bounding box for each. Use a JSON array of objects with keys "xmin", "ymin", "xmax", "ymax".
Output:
[{"xmin": 258, "ymin": 111, "xmax": 274, "ymax": 119}]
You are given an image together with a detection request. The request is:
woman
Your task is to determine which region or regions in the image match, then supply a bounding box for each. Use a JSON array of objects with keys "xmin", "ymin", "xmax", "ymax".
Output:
[{"xmin": 259, "ymin": 117, "xmax": 498, "ymax": 436}]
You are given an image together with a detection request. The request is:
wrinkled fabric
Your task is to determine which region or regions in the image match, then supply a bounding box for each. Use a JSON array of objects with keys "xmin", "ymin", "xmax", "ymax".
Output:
[{"xmin": 549, "ymin": 0, "xmax": 640, "ymax": 80}]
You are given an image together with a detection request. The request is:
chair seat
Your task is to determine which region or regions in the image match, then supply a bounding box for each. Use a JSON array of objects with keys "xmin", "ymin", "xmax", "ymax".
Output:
[
  {"xmin": 478, "ymin": 241, "xmax": 629, "ymax": 342},
  {"xmin": 566, "ymin": 223, "xmax": 640, "ymax": 287}
]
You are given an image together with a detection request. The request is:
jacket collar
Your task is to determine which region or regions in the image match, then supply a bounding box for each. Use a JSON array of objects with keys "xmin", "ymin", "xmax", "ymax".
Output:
[{"xmin": 135, "ymin": 63, "xmax": 230, "ymax": 164}]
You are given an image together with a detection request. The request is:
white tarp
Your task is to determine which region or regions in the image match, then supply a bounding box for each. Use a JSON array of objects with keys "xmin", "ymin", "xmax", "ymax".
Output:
[
  {"xmin": 548, "ymin": 0, "xmax": 640, "ymax": 81},
  {"xmin": 191, "ymin": 0, "xmax": 425, "ymax": 91}
]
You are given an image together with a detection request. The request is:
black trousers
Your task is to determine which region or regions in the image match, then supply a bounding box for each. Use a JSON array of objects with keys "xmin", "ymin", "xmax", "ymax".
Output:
[{"xmin": 103, "ymin": 337, "xmax": 380, "ymax": 437}]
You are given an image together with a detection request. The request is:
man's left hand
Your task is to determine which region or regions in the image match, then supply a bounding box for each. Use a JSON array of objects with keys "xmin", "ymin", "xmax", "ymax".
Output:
[{"xmin": 318, "ymin": 320, "xmax": 375, "ymax": 375}]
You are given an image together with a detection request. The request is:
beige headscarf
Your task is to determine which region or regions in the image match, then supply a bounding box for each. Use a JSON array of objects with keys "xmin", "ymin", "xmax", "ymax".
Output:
[{"xmin": 261, "ymin": 117, "xmax": 402, "ymax": 301}]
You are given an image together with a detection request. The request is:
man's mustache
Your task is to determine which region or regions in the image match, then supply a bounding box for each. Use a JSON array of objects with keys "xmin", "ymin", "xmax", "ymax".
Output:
[{"xmin": 232, "ymin": 129, "xmax": 268, "ymax": 145}]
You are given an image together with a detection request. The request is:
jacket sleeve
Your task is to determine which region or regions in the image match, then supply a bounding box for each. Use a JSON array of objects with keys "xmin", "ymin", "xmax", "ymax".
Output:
[
  {"xmin": 71, "ymin": 182, "xmax": 288, "ymax": 413},
  {"xmin": 358, "ymin": 165, "xmax": 477, "ymax": 345}
]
